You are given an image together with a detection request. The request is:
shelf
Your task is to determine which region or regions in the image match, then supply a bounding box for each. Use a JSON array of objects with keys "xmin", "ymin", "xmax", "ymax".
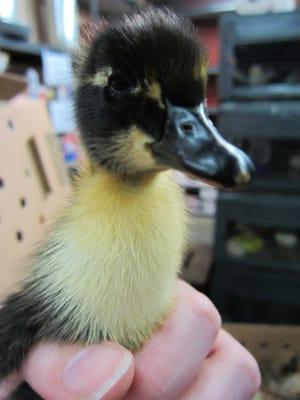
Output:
[
  {"xmin": 208, "ymin": 66, "xmax": 219, "ymax": 75},
  {"xmin": 232, "ymin": 11, "xmax": 300, "ymax": 46},
  {"xmin": 208, "ymin": 106, "xmax": 219, "ymax": 116},
  {"xmin": 216, "ymin": 192, "xmax": 300, "ymax": 231},
  {"xmin": 177, "ymin": 4, "xmax": 235, "ymax": 21},
  {"xmin": 0, "ymin": 21, "xmax": 29, "ymax": 41},
  {"xmin": 0, "ymin": 37, "xmax": 67, "ymax": 66},
  {"xmin": 232, "ymin": 83, "xmax": 300, "ymax": 100},
  {"xmin": 219, "ymin": 101, "xmax": 300, "ymax": 139},
  {"xmin": 0, "ymin": 36, "xmax": 41, "ymax": 57},
  {"xmin": 212, "ymin": 263, "xmax": 300, "ymax": 307},
  {"xmin": 218, "ymin": 253, "xmax": 300, "ymax": 273},
  {"xmin": 244, "ymin": 175, "xmax": 300, "ymax": 195}
]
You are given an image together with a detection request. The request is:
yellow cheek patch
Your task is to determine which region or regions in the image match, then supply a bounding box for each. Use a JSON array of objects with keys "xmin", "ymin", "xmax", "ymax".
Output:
[
  {"xmin": 90, "ymin": 66, "xmax": 112, "ymax": 87},
  {"xmin": 129, "ymin": 126, "xmax": 157, "ymax": 170},
  {"xmin": 109, "ymin": 126, "xmax": 157, "ymax": 175},
  {"xmin": 145, "ymin": 81, "xmax": 165, "ymax": 109},
  {"xmin": 194, "ymin": 60, "xmax": 208, "ymax": 82},
  {"xmin": 117, "ymin": 126, "xmax": 157, "ymax": 173}
]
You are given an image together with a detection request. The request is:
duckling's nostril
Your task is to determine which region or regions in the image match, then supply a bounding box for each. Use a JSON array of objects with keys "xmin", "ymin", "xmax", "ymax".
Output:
[{"xmin": 180, "ymin": 122, "xmax": 195, "ymax": 135}]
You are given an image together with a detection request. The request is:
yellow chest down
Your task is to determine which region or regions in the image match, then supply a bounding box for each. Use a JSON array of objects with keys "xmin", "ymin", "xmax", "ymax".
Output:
[{"xmin": 32, "ymin": 169, "xmax": 187, "ymax": 350}]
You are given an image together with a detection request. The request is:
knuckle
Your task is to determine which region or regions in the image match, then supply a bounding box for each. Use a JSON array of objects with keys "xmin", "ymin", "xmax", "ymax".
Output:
[
  {"xmin": 141, "ymin": 375, "xmax": 173, "ymax": 400},
  {"xmin": 190, "ymin": 292, "xmax": 222, "ymax": 337},
  {"xmin": 150, "ymin": 381, "xmax": 169, "ymax": 400},
  {"xmin": 237, "ymin": 346, "xmax": 262, "ymax": 395},
  {"xmin": 244, "ymin": 352, "xmax": 261, "ymax": 393}
]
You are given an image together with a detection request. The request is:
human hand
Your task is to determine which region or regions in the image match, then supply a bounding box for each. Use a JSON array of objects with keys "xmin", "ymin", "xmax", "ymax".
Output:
[{"xmin": 0, "ymin": 281, "xmax": 260, "ymax": 400}]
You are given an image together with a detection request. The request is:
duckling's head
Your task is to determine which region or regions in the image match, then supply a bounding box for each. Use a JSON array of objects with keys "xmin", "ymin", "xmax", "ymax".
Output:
[{"xmin": 75, "ymin": 8, "xmax": 254, "ymax": 188}]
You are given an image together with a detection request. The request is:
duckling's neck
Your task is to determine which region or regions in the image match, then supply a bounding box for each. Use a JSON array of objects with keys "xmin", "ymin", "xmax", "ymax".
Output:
[
  {"xmin": 35, "ymin": 161, "xmax": 187, "ymax": 348},
  {"xmin": 71, "ymin": 164, "xmax": 169, "ymax": 219},
  {"xmin": 103, "ymin": 168, "xmax": 160, "ymax": 188},
  {"xmin": 74, "ymin": 161, "xmax": 164, "ymax": 196}
]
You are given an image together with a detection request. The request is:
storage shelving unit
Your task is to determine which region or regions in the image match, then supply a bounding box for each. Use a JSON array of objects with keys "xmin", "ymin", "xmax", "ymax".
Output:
[{"xmin": 211, "ymin": 10, "xmax": 300, "ymax": 323}]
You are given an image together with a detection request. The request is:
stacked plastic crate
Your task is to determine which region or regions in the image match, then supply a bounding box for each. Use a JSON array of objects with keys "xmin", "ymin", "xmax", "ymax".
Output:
[{"xmin": 211, "ymin": 10, "xmax": 300, "ymax": 323}]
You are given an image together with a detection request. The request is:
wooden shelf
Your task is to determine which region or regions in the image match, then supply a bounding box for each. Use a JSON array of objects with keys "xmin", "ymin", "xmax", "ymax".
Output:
[
  {"xmin": 0, "ymin": 21, "xmax": 29, "ymax": 41},
  {"xmin": 0, "ymin": 37, "xmax": 41, "ymax": 57},
  {"xmin": 0, "ymin": 73, "xmax": 27, "ymax": 100},
  {"xmin": 0, "ymin": 37, "xmax": 67, "ymax": 66}
]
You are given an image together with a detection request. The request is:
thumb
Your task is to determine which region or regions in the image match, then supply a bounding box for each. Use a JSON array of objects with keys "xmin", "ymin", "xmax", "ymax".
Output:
[{"xmin": 22, "ymin": 342, "xmax": 134, "ymax": 400}]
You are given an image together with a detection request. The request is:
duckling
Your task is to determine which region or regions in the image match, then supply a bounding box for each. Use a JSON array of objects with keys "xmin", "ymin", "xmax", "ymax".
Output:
[{"xmin": 0, "ymin": 8, "xmax": 254, "ymax": 399}]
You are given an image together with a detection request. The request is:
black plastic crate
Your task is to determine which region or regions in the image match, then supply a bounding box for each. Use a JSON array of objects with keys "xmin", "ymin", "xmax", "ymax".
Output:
[
  {"xmin": 210, "ymin": 263, "xmax": 300, "ymax": 323},
  {"xmin": 218, "ymin": 102, "xmax": 300, "ymax": 193},
  {"xmin": 219, "ymin": 11, "xmax": 300, "ymax": 101},
  {"xmin": 214, "ymin": 192, "xmax": 300, "ymax": 271},
  {"xmin": 219, "ymin": 101, "xmax": 300, "ymax": 138}
]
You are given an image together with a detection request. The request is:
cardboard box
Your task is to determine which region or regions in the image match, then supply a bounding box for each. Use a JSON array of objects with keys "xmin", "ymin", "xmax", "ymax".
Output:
[
  {"xmin": 0, "ymin": 73, "xmax": 27, "ymax": 101},
  {"xmin": 225, "ymin": 323, "xmax": 300, "ymax": 398},
  {"xmin": 0, "ymin": 95, "xmax": 70, "ymax": 298},
  {"xmin": 225, "ymin": 323, "xmax": 300, "ymax": 364}
]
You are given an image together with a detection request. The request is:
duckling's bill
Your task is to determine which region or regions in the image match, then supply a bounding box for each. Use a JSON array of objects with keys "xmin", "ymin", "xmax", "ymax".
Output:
[{"xmin": 151, "ymin": 101, "xmax": 255, "ymax": 189}]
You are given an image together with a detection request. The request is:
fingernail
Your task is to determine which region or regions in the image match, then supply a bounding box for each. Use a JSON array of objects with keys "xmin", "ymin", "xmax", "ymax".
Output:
[
  {"xmin": 87, "ymin": 354, "xmax": 132, "ymax": 400},
  {"xmin": 62, "ymin": 345, "xmax": 132, "ymax": 399}
]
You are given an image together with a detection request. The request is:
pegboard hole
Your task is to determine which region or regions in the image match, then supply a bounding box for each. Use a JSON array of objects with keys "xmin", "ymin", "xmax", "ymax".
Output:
[
  {"xmin": 16, "ymin": 230, "xmax": 23, "ymax": 242},
  {"xmin": 0, "ymin": 178, "xmax": 4, "ymax": 188},
  {"xmin": 39, "ymin": 215, "xmax": 45, "ymax": 224},
  {"xmin": 7, "ymin": 120, "xmax": 14, "ymax": 130},
  {"xmin": 20, "ymin": 198, "xmax": 27, "ymax": 207}
]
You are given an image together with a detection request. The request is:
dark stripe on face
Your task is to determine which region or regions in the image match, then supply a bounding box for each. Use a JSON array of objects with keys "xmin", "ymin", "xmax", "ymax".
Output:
[
  {"xmin": 134, "ymin": 97, "xmax": 166, "ymax": 141},
  {"xmin": 76, "ymin": 82, "xmax": 167, "ymax": 142},
  {"xmin": 76, "ymin": 83, "xmax": 136, "ymax": 140}
]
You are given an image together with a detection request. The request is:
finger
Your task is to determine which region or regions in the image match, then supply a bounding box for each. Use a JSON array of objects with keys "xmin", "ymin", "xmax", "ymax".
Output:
[
  {"xmin": 181, "ymin": 330, "xmax": 261, "ymax": 400},
  {"xmin": 125, "ymin": 280, "xmax": 221, "ymax": 400},
  {"xmin": 0, "ymin": 306, "xmax": 21, "ymax": 399},
  {"xmin": 23, "ymin": 342, "xmax": 134, "ymax": 400},
  {"xmin": 0, "ymin": 372, "xmax": 22, "ymax": 400}
]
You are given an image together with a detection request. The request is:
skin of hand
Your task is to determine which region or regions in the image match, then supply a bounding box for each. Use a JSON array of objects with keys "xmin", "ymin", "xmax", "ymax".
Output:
[{"xmin": 0, "ymin": 281, "xmax": 261, "ymax": 400}]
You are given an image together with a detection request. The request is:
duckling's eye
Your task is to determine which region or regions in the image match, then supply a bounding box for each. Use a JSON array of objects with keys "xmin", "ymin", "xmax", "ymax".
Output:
[{"xmin": 108, "ymin": 72, "xmax": 135, "ymax": 98}]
